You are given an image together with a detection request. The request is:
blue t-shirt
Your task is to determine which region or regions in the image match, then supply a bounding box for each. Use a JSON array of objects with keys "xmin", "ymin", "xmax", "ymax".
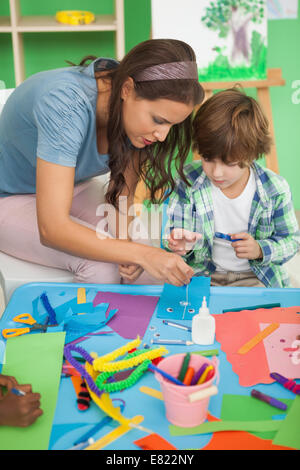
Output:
[{"xmin": 0, "ymin": 58, "xmax": 118, "ymax": 196}]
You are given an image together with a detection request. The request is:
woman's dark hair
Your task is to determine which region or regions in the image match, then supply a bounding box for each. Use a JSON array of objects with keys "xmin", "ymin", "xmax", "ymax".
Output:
[
  {"xmin": 75, "ymin": 39, "xmax": 204, "ymax": 207},
  {"xmin": 192, "ymin": 87, "xmax": 272, "ymax": 167}
]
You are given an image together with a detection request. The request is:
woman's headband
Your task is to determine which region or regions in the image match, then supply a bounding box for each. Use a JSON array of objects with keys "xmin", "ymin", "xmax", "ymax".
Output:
[{"xmin": 134, "ymin": 61, "xmax": 198, "ymax": 82}]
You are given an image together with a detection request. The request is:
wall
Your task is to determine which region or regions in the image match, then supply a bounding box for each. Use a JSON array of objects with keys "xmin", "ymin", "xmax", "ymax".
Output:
[{"xmin": 0, "ymin": 0, "xmax": 299, "ymax": 208}]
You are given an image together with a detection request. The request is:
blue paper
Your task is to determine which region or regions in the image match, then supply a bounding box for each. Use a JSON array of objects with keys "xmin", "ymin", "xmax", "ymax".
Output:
[
  {"xmin": 156, "ymin": 276, "xmax": 211, "ymax": 320},
  {"xmin": 62, "ymin": 305, "xmax": 118, "ymax": 343}
]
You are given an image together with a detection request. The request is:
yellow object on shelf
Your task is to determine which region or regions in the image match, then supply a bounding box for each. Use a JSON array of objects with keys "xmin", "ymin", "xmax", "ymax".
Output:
[{"xmin": 56, "ymin": 10, "xmax": 95, "ymax": 26}]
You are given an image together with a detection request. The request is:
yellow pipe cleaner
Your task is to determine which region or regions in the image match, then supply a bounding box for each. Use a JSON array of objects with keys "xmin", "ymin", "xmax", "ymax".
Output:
[{"xmin": 92, "ymin": 336, "xmax": 168, "ymax": 372}]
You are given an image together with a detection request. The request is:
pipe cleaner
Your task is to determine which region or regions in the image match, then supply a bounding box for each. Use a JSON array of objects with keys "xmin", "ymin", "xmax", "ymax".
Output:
[
  {"xmin": 40, "ymin": 292, "xmax": 57, "ymax": 325},
  {"xmin": 64, "ymin": 343, "xmax": 131, "ymax": 425},
  {"xmin": 96, "ymin": 359, "xmax": 152, "ymax": 392},
  {"xmin": 92, "ymin": 336, "xmax": 167, "ymax": 372}
]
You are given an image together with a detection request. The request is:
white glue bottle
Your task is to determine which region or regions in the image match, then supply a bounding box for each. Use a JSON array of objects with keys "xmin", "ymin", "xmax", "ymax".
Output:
[{"xmin": 192, "ymin": 296, "xmax": 215, "ymax": 345}]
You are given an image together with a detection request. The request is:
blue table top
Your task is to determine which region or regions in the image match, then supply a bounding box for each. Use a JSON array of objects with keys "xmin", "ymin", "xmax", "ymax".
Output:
[{"xmin": 0, "ymin": 282, "xmax": 299, "ymax": 450}]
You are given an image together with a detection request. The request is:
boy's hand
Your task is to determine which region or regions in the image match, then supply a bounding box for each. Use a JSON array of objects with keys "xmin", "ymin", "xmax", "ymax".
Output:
[
  {"xmin": 230, "ymin": 233, "xmax": 263, "ymax": 260},
  {"xmin": 119, "ymin": 263, "xmax": 144, "ymax": 283},
  {"xmin": 168, "ymin": 228, "xmax": 202, "ymax": 256},
  {"xmin": 0, "ymin": 376, "xmax": 43, "ymax": 427}
]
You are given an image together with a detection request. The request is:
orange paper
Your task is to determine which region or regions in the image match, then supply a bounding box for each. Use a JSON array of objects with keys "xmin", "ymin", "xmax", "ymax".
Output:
[{"xmin": 213, "ymin": 306, "xmax": 300, "ymax": 386}]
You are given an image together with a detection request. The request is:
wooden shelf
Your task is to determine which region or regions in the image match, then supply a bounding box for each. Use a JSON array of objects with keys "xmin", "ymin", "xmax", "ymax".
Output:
[
  {"xmin": 16, "ymin": 15, "xmax": 117, "ymax": 33},
  {"xmin": 0, "ymin": 16, "xmax": 11, "ymax": 32},
  {"xmin": 0, "ymin": 0, "xmax": 125, "ymax": 86}
]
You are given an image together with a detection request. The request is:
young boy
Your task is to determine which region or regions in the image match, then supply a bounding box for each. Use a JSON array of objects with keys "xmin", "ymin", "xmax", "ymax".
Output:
[
  {"xmin": 0, "ymin": 373, "xmax": 42, "ymax": 427},
  {"xmin": 164, "ymin": 88, "xmax": 300, "ymax": 287}
]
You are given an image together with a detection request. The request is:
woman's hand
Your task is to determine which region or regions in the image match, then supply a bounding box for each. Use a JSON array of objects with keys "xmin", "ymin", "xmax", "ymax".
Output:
[
  {"xmin": 140, "ymin": 246, "xmax": 194, "ymax": 286},
  {"xmin": 119, "ymin": 263, "xmax": 144, "ymax": 283},
  {"xmin": 168, "ymin": 228, "xmax": 202, "ymax": 256},
  {"xmin": 230, "ymin": 233, "xmax": 263, "ymax": 260}
]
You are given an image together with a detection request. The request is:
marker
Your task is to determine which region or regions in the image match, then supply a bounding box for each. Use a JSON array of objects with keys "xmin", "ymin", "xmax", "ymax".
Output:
[
  {"xmin": 151, "ymin": 339, "xmax": 194, "ymax": 346},
  {"xmin": 11, "ymin": 388, "xmax": 26, "ymax": 397},
  {"xmin": 177, "ymin": 353, "xmax": 191, "ymax": 381},
  {"xmin": 163, "ymin": 320, "xmax": 192, "ymax": 332},
  {"xmin": 215, "ymin": 232, "xmax": 243, "ymax": 242},
  {"xmin": 148, "ymin": 363, "xmax": 184, "ymax": 386},
  {"xmin": 251, "ymin": 389, "xmax": 287, "ymax": 411},
  {"xmin": 270, "ymin": 372, "xmax": 300, "ymax": 395}
]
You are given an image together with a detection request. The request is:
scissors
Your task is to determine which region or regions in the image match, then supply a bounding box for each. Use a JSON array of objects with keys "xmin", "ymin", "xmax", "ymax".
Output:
[{"xmin": 2, "ymin": 313, "xmax": 49, "ymax": 339}]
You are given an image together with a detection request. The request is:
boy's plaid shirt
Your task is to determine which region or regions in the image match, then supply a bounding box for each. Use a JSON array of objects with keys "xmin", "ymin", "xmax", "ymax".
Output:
[{"xmin": 163, "ymin": 161, "xmax": 300, "ymax": 287}]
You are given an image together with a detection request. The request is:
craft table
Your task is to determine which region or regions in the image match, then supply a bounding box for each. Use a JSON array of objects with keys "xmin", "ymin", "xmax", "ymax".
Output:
[{"xmin": 0, "ymin": 282, "xmax": 299, "ymax": 450}]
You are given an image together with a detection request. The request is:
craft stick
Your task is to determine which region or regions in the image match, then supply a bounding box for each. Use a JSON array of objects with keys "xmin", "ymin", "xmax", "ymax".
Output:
[
  {"xmin": 85, "ymin": 415, "xmax": 144, "ymax": 450},
  {"xmin": 188, "ymin": 385, "xmax": 218, "ymax": 403},
  {"xmin": 139, "ymin": 386, "xmax": 163, "ymax": 401},
  {"xmin": 183, "ymin": 367, "xmax": 195, "ymax": 385},
  {"xmin": 77, "ymin": 287, "xmax": 86, "ymax": 315},
  {"xmin": 197, "ymin": 365, "xmax": 214, "ymax": 384},
  {"xmin": 177, "ymin": 353, "xmax": 191, "ymax": 381},
  {"xmin": 237, "ymin": 323, "xmax": 280, "ymax": 355}
]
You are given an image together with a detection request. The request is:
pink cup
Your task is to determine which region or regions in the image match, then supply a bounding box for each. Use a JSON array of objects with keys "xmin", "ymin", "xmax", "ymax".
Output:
[{"xmin": 154, "ymin": 353, "xmax": 218, "ymax": 427}]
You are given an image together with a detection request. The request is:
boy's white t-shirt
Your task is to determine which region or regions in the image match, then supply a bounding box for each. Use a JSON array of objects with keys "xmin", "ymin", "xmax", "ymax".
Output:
[{"xmin": 211, "ymin": 167, "xmax": 256, "ymax": 272}]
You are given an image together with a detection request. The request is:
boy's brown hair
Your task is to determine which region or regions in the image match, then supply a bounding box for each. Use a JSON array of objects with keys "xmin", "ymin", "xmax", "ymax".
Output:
[{"xmin": 192, "ymin": 87, "xmax": 272, "ymax": 166}]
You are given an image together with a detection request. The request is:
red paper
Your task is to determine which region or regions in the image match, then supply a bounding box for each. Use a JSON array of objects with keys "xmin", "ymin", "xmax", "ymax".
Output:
[
  {"xmin": 134, "ymin": 433, "xmax": 177, "ymax": 450},
  {"xmin": 213, "ymin": 306, "xmax": 300, "ymax": 387}
]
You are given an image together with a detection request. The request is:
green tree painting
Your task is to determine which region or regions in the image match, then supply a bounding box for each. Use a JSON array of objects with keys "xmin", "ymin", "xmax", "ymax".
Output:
[{"xmin": 200, "ymin": 0, "xmax": 267, "ymax": 81}]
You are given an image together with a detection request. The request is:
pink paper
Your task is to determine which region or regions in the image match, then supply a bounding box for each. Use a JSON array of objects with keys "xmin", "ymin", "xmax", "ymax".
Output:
[
  {"xmin": 93, "ymin": 291, "xmax": 159, "ymax": 339},
  {"xmin": 213, "ymin": 306, "xmax": 300, "ymax": 387},
  {"xmin": 261, "ymin": 322, "xmax": 300, "ymax": 379}
]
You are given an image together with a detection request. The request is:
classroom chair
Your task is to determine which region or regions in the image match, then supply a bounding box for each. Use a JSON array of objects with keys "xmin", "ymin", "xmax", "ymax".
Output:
[{"xmin": 0, "ymin": 88, "xmax": 73, "ymax": 308}]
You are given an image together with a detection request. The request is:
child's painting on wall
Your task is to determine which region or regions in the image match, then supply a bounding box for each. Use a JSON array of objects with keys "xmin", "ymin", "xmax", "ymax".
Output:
[{"xmin": 152, "ymin": 0, "xmax": 267, "ymax": 82}]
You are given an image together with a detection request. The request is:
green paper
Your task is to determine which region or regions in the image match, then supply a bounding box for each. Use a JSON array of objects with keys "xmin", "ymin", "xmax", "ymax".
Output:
[
  {"xmin": 273, "ymin": 396, "xmax": 300, "ymax": 450},
  {"xmin": 169, "ymin": 420, "xmax": 282, "ymax": 437},
  {"xmin": 0, "ymin": 332, "xmax": 66, "ymax": 450},
  {"xmin": 221, "ymin": 394, "xmax": 293, "ymax": 440}
]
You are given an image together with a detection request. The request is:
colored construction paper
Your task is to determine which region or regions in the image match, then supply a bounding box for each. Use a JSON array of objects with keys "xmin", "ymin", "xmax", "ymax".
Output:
[
  {"xmin": 169, "ymin": 419, "xmax": 282, "ymax": 436},
  {"xmin": 156, "ymin": 276, "xmax": 211, "ymax": 320},
  {"xmin": 213, "ymin": 306, "xmax": 300, "ymax": 386},
  {"xmin": 202, "ymin": 414, "xmax": 292, "ymax": 450},
  {"xmin": 134, "ymin": 433, "xmax": 177, "ymax": 450},
  {"xmin": 63, "ymin": 304, "xmax": 117, "ymax": 343},
  {"xmin": 93, "ymin": 291, "xmax": 159, "ymax": 339},
  {"xmin": 261, "ymin": 322, "xmax": 300, "ymax": 379},
  {"xmin": 273, "ymin": 396, "xmax": 300, "ymax": 449},
  {"xmin": 221, "ymin": 394, "xmax": 293, "ymax": 440},
  {"xmin": 0, "ymin": 332, "xmax": 66, "ymax": 450}
]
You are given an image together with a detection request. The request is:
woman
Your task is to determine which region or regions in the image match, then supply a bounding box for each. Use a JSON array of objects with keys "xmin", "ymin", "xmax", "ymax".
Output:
[{"xmin": 0, "ymin": 39, "xmax": 204, "ymax": 286}]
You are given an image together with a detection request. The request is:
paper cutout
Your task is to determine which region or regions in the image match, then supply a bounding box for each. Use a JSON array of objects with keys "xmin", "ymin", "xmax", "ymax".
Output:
[
  {"xmin": 0, "ymin": 332, "xmax": 66, "ymax": 450},
  {"xmin": 93, "ymin": 291, "xmax": 159, "ymax": 339},
  {"xmin": 213, "ymin": 306, "xmax": 300, "ymax": 386},
  {"xmin": 134, "ymin": 433, "xmax": 177, "ymax": 450},
  {"xmin": 237, "ymin": 323, "xmax": 280, "ymax": 354},
  {"xmin": 221, "ymin": 394, "xmax": 293, "ymax": 440},
  {"xmin": 261, "ymin": 323, "xmax": 300, "ymax": 378},
  {"xmin": 202, "ymin": 414, "xmax": 292, "ymax": 450},
  {"xmin": 273, "ymin": 396, "xmax": 300, "ymax": 449},
  {"xmin": 156, "ymin": 277, "xmax": 211, "ymax": 320},
  {"xmin": 63, "ymin": 304, "xmax": 117, "ymax": 344},
  {"xmin": 169, "ymin": 419, "xmax": 282, "ymax": 436}
]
